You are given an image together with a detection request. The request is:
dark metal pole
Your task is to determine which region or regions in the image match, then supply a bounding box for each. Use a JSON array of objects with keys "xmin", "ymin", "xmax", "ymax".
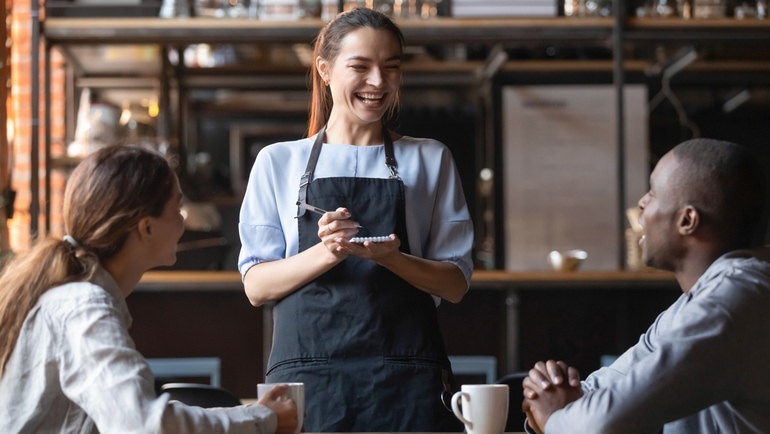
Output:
[
  {"xmin": 45, "ymin": 41, "xmax": 51, "ymax": 234},
  {"xmin": 30, "ymin": 0, "xmax": 40, "ymax": 237},
  {"xmin": 613, "ymin": 0, "xmax": 626, "ymax": 270}
]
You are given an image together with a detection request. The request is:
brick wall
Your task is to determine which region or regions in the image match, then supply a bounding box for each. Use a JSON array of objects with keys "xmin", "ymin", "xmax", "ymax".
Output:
[{"xmin": 8, "ymin": 0, "xmax": 66, "ymax": 251}]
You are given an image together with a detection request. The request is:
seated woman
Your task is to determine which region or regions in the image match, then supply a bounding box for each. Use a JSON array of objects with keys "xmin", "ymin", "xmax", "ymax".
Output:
[{"xmin": 0, "ymin": 145, "xmax": 298, "ymax": 434}]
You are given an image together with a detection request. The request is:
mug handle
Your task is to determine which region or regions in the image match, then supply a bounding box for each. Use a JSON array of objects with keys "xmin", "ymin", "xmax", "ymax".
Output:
[{"xmin": 451, "ymin": 391, "xmax": 472, "ymax": 427}]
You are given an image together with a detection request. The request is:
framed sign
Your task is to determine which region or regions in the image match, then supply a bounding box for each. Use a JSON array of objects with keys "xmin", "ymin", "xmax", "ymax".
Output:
[
  {"xmin": 501, "ymin": 85, "xmax": 648, "ymax": 271},
  {"xmin": 229, "ymin": 122, "xmax": 307, "ymax": 196}
]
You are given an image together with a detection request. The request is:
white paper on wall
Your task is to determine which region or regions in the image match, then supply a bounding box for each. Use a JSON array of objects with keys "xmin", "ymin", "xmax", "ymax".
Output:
[{"xmin": 502, "ymin": 85, "xmax": 648, "ymax": 271}]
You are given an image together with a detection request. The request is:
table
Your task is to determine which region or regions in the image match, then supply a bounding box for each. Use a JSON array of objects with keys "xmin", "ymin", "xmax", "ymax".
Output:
[{"xmin": 237, "ymin": 403, "xmax": 527, "ymax": 434}]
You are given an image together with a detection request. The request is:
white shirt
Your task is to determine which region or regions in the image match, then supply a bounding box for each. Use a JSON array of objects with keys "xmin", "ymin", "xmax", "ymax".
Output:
[
  {"xmin": 238, "ymin": 135, "xmax": 475, "ymax": 302},
  {"xmin": 0, "ymin": 266, "xmax": 277, "ymax": 434},
  {"xmin": 543, "ymin": 247, "xmax": 770, "ymax": 434}
]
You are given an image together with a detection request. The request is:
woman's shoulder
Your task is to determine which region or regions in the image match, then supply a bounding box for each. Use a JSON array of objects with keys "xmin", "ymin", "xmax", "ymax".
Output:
[
  {"xmin": 257, "ymin": 137, "xmax": 314, "ymax": 162},
  {"xmin": 395, "ymin": 135, "xmax": 449, "ymax": 151},
  {"xmin": 264, "ymin": 137, "xmax": 313, "ymax": 152},
  {"xmin": 32, "ymin": 281, "xmax": 114, "ymax": 328},
  {"xmin": 40, "ymin": 280, "xmax": 110, "ymax": 308},
  {"xmin": 395, "ymin": 134, "xmax": 444, "ymax": 145},
  {"xmin": 394, "ymin": 135, "xmax": 454, "ymax": 163}
]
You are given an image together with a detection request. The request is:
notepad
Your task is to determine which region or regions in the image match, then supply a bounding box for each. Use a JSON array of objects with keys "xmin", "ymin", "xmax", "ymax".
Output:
[{"xmin": 349, "ymin": 236, "xmax": 392, "ymax": 243}]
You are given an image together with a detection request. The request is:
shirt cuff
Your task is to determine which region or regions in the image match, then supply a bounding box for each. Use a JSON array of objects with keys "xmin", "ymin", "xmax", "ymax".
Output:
[{"xmin": 523, "ymin": 417, "xmax": 538, "ymax": 434}]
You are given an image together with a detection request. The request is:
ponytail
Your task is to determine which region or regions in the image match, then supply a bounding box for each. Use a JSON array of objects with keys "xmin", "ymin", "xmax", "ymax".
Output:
[{"xmin": 0, "ymin": 237, "xmax": 98, "ymax": 375}]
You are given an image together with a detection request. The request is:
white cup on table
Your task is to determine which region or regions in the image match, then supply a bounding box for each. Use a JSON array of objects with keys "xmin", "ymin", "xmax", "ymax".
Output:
[
  {"xmin": 451, "ymin": 384, "xmax": 509, "ymax": 434},
  {"xmin": 257, "ymin": 382, "xmax": 304, "ymax": 434}
]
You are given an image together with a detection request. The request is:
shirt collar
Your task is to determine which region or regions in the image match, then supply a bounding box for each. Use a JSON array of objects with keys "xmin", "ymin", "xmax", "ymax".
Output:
[
  {"xmin": 90, "ymin": 265, "xmax": 133, "ymax": 328},
  {"xmin": 687, "ymin": 245, "xmax": 770, "ymax": 301}
]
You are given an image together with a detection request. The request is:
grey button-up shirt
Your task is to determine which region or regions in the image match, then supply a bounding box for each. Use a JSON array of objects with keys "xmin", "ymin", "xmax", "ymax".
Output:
[
  {"xmin": 0, "ymin": 266, "xmax": 276, "ymax": 433},
  {"xmin": 541, "ymin": 247, "xmax": 770, "ymax": 433}
]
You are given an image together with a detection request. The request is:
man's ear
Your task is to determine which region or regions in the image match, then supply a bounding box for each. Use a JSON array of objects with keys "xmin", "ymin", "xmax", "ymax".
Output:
[
  {"xmin": 136, "ymin": 217, "xmax": 153, "ymax": 243},
  {"xmin": 678, "ymin": 205, "xmax": 700, "ymax": 235}
]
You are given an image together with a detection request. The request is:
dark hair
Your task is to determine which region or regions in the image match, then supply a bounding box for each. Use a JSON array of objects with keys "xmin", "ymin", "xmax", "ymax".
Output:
[
  {"xmin": 672, "ymin": 138, "xmax": 767, "ymax": 248},
  {"xmin": 0, "ymin": 145, "xmax": 175, "ymax": 375},
  {"xmin": 308, "ymin": 7, "xmax": 405, "ymax": 136}
]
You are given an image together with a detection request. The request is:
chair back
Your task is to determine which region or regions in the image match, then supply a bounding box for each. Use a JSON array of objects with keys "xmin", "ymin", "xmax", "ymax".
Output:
[
  {"xmin": 496, "ymin": 372, "xmax": 528, "ymax": 433},
  {"xmin": 161, "ymin": 382, "xmax": 242, "ymax": 408}
]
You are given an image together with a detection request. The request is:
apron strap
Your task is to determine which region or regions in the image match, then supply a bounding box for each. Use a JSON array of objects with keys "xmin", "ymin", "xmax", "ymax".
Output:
[
  {"xmin": 296, "ymin": 126, "xmax": 326, "ymax": 218},
  {"xmin": 383, "ymin": 127, "xmax": 399, "ymax": 179},
  {"xmin": 296, "ymin": 124, "xmax": 399, "ymax": 217}
]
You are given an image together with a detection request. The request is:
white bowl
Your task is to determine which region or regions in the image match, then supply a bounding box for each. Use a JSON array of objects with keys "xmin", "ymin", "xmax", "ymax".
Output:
[{"xmin": 547, "ymin": 249, "xmax": 587, "ymax": 272}]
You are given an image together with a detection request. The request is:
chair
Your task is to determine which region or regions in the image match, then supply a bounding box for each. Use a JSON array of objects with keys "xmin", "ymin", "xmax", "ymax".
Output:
[
  {"xmin": 147, "ymin": 357, "xmax": 222, "ymax": 394},
  {"xmin": 160, "ymin": 383, "xmax": 242, "ymax": 408},
  {"xmin": 496, "ymin": 372, "xmax": 529, "ymax": 433},
  {"xmin": 448, "ymin": 355, "xmax": 498, "ymax": 384}
]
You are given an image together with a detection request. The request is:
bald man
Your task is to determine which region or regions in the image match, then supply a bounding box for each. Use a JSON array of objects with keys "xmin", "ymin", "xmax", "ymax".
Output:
[{"xmin": 522, "ymin": 139, "xmax": 770, "ymax": 434}]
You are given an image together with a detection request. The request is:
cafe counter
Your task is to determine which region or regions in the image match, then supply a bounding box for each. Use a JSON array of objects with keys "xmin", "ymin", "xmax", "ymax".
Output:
[
  {"xmin": 130, "ymin": 269, "xmax": 679, "ymax": 398},
  {"xmin": 136, "ymin": 269, "xmax": 676, "ymax": 292}
]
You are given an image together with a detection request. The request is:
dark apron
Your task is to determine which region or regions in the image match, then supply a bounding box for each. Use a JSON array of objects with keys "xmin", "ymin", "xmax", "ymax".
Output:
[{"xmin": 265, "ymin": 127, "xmax": 461, "ymax": 432}]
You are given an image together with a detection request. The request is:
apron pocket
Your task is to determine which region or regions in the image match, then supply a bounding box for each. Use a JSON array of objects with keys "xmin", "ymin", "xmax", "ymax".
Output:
[
  {"xmin": 383, "ymin": 355, "xmax": 448, "ymax": 369},
  {"xmin": 266, "ymin": 357, "xmax": 329, "ymax": 377}
]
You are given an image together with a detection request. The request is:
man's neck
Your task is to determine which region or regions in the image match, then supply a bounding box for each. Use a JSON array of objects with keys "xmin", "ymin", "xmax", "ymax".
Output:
[{"xmin": 675, "ymin": 245, "xmax": 728, "ymax": 294}]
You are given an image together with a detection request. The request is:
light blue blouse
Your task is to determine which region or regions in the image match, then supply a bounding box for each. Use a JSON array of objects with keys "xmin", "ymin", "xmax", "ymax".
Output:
[{"xmin": 238, "ymin": 135, "xmax": 474, "ymax": 299}]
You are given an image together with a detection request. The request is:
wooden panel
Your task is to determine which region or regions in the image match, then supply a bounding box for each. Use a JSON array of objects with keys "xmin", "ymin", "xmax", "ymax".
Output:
[
  {"xmin": 438, "ymin": 289, "xmax": 508, "ymax": 379},
  {"xmin": 126, "ymin": 291, "xmax": 264, "ymax": 398},
  {"xmin": 517, "ymin": 286, "xmax": 681, "ymax": 376},
  {"xmin": 128, "ymin": 270, "xmax": 680, "ymax": 395}
]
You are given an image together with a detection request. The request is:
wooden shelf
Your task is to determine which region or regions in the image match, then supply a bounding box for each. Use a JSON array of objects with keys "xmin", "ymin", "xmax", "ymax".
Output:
[
  {"xmin": 628, "ymin": 17, "xmax": 770, "ymax": 29},
  {"xmin": 470, "ymin": 269, "xmax": 676, "ymax": 289},
  {"xmin": 50, "ymin": 155, "xmax": 83, "ymax": 170},
  {"xmin": 135, "ymin": 269, "xmax": 677, "ymax": 292},
  {"xmin": 625, "ymin": 17, "xmax": 770, "ymax": 41},
  {"xmin": 42, "ymin": 16, "xmax": 770, "ymax": 47},
  {"xmin": 42, "ymin": 16, "xmax": 615, "ymax": 45}
]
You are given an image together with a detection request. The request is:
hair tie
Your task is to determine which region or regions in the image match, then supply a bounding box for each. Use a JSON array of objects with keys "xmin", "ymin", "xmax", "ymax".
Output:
[{"xmin": 63, "ymin": 235, "xmax": 80, "ymax": 249}]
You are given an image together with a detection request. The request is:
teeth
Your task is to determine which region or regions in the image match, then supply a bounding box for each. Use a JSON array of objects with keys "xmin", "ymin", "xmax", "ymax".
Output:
[{"xmin": 358, "ymin": 93, "xmax": 383, "ymax": 100}]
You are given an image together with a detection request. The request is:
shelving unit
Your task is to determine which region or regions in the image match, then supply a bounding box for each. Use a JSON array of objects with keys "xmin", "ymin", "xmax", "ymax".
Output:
[
  {"xmin": 34, "ymin": 13, "xmax": 625, "ymax": 258},
  {"xmin": 30, "ymin": 4, "xmax": 770, "ymax": 263}
]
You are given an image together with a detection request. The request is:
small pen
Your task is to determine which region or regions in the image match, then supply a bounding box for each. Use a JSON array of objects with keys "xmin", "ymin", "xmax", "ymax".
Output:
[
  {"xmin": 297, "ymin": 201, "xmax": 330, "ymax": 216},
  {"xmin": 296, "ymin": 201, "xmax": 364, "ymax": 228}
]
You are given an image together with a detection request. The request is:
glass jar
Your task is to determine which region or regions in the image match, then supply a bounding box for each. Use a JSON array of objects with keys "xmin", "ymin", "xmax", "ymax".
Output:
[{"xmin": 692, "ymin": 0, "xmax": 726, "ymax": 17}]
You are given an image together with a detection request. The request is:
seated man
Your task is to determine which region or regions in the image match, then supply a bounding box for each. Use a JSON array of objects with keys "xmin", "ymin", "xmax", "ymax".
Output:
[{"xmin": 522, "ymin": 138, "xmax": 770, "ymax": 434}]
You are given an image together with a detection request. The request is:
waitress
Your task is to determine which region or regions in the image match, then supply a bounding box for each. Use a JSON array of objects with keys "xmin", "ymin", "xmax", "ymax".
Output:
[{"xmin": 238, "ymin": 8, "xmax": 474, "ymax": 432}]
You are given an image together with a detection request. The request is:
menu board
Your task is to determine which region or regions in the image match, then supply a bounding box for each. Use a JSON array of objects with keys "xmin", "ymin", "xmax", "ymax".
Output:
[{"xmin": 502, "ymin": 85, "xmax": 648, "ymax": 271}]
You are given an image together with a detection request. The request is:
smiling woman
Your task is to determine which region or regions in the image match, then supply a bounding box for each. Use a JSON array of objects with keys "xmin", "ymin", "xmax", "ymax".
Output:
[
  {"xmin": 238, "ymin": 7, "xmax": 475, "ymax": 433},
  {"xmin": 0, "ymin": 145, "xmax": 299, "ymax": 434}
]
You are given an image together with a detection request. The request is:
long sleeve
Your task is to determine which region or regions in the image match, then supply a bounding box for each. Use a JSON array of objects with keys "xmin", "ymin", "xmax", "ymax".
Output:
[
  {"xmin": 0, "ymin": 273, "xmax": 279, "ymax": 434},
  {"xmin": 545, "ymin": 251, "xmax": 770, "ymax": 434},
  {"xmin": 59, "ymin": 290, "xmax": 277, "ymax": 434}
]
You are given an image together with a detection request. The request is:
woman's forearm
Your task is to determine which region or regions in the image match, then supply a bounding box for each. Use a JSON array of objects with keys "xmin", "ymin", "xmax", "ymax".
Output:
[
  {"xmin": 375, "ymin": 252, "xmax": 468, "ymax": 303},
  {"xmin": 243, "ymin": 243, "xmax": 343, "ymax": 306}
]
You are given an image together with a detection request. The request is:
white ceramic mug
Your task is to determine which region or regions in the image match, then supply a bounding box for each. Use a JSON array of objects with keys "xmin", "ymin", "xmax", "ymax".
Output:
[
  {"xmin": 257, "ymin": 382, "xmax": 304, "ymax": 434},
  {"xmin": 451, "ymin": 384, "xmax": 509, "ymax": 434}
]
